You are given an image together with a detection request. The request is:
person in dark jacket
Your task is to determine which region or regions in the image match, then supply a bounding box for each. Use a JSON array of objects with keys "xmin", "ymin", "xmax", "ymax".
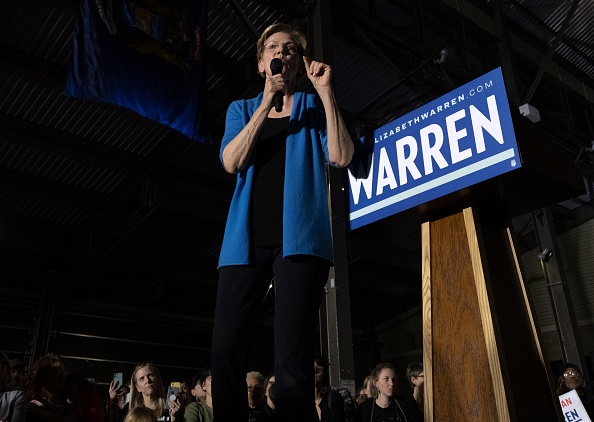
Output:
[{"xmin": 314, "ymin": 355, "xmax": 345, "ymax": 422}]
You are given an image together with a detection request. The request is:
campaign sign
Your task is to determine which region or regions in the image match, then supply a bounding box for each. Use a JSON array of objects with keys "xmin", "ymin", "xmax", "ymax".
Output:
[
  {"xmin": 347, "ymin": 67, "xmax": 520, "ymax": 230},
  {"xmin": 559, "ymin": 390, "xmax": 592, "ymax": 422}
]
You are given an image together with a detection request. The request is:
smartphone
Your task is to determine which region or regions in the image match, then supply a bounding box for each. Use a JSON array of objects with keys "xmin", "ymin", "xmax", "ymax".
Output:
[
  {"xmin": 113, "ymin": 372, "xmax": 123, "ymax": 388},
  {"xmin": 165, "ymin": 382, "xmax": 180, "ymax": 409}
]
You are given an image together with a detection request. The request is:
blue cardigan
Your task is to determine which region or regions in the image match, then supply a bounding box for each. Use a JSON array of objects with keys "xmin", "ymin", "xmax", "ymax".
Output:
[{"xmin": 218, "ymin": 91, "xmax": 334, "ymax": 268}]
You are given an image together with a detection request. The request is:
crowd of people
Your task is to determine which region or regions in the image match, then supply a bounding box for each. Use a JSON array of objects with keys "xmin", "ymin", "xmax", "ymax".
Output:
[
  {"xmin": 4, "ymin": 350, "xmax": 594, "ymax": 421},
  {"xmin": 0, "ymin": 350, "xmax": 430, "ymax": 422}
]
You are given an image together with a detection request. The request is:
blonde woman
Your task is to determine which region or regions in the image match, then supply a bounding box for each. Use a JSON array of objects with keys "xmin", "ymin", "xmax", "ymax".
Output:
[
  {"xmin": 129, "ymin": 363, "xmax": 180, "ymax": 422},
  {"xmin": 123, "ymin": 406, "xmax": 157, "ymax": 422},
  {"xmin": 358, "ymin": 363, "xmax": 421, "ymax": 422}
]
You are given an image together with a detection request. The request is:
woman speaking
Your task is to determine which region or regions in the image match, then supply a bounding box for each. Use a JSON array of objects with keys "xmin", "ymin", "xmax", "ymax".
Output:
[{"xmin": 211, "ymin": 22, "xmax": 353, "ymax": 422}]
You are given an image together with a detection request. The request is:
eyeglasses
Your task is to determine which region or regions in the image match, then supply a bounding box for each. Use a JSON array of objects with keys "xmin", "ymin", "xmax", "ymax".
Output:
[
  {"xmin": 564, "ymin": 371, "xmax": 581, "ymax": 378},
  {"xmin": 264, "ymin": 42, "xmax": 299, "ymax": 54}
]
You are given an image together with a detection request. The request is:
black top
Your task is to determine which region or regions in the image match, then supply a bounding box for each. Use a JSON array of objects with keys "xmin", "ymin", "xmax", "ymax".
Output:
[
  {"xmin": 358, "ymin": 396, "xmax": 422, "ymax": 422},
  {"xmin": 250, "ymin": 116, "xmax": 289, "ymax": 247},
  {"xmin": 318, "ymin": 390, "xmax": 345, "ymax": 422}
]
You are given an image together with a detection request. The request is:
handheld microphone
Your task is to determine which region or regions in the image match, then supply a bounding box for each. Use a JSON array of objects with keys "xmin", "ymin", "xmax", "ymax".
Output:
[{"xmin": 270, "ymin": 58, "xmax": 283, "ymax": 112}]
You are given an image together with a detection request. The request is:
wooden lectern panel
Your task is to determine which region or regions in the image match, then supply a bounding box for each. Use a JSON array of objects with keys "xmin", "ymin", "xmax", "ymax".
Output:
[{"xmin": 422, "ymin": 207, "xmax": 563, "ymax": 421}]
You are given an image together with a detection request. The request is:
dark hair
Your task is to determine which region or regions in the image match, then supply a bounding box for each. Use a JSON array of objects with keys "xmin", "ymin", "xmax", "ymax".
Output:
[
  {"xmin": 199, "ymin": 369, "xmax": 211, "ymax": 385},
  {"xmin": 28, "ymin": 354, "xmax": 67, "ymax": 399},
  {"xmin": 405, "ymin": 362, "xmax": 423, "ymax": 389},
  {"xmin": 314, "ymin": 355, "xmax": 330, "ymax": 394}
]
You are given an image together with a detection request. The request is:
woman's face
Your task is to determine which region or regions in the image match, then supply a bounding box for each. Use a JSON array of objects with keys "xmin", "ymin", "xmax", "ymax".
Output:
[
  {"xmin": 375, "ymin": 368, "xmax": 396, "ymax": 399},
  {"xmin": 314, "ymin": 362, "xmax": 324, "ymax": 387},
  {"xmin": 355, "ymin": 388, "xmax": 367, "ymax": 405},
  {"xmin": 562, "ymin": 367, "xmax": 584, "ymax": 391},
  {"xmin": 43, "ymin": 363, "xmax": 66, "ymax": 394},
  {"xmin": 258, "ymin": 31, "xmax": 302, "ymax": 81},
  {"xmin": 265, "ymin": 376, "xmax": 275, "ymax": 397},
  {"xmin": 134, "ymin": 365, "xmax": 156, "ymax": 397}
]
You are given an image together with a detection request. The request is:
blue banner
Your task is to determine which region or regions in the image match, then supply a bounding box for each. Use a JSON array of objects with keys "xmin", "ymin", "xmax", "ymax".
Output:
[
  {"xmin": 347, "ymin": 67, "xmax": 520, "ymax": 230},
  {"xmin": 65, "ymin": 0, "xmax": 209, "ymax": 143}
]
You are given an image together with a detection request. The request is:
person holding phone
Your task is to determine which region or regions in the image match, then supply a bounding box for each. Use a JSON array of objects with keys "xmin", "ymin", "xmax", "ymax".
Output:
[
  {"xmin": 129, "ymin": 363, "xmax": 180, "ymax": 422},
  {"xmin": 107, "ymin": 378, "xmax": 130, "ymax": 422}
]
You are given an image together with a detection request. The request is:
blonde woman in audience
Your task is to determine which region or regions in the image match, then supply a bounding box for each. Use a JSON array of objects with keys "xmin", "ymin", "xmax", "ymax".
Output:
[
  {"xmin": 363, "ymin": 375, "xmax": 373, "ymax": 400},
  {"xmin": 358, "ymin": 363, "xmax": 422, "ymax": 422},
  {"xmin": 123, "ymin": 406, "xmax": 157, "ymax": 422},
  {"xmin": 0, "ymin": 350, "xmax": 26, "ymax": 422},
  {"xmin": 129, "ymin": 362, "xmax": 180, "ymax": 422}
]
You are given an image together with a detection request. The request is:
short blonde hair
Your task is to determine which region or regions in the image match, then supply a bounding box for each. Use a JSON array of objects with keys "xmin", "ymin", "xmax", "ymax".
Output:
[
  {"xmin": 123, "ymin": 406, "xmax": 157, "ymax": 422},
  {"xmin": 256, "ymin": 23, "xmax": 307, "ymax": 78}
]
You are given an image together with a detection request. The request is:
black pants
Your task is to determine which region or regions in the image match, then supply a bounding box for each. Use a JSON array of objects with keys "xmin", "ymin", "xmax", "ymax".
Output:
[{"xmin": 211, "ymin": 246, "xmax": 329, "ymax": 421}]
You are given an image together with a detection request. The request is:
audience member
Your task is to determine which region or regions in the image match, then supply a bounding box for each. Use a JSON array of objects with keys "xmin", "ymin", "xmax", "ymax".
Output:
[
  {"xmin": 64, "ymin": 373, "xmax": 104, "ymax": 422},
  {"xmin": 406, "ymin": 362, "xmax": 424, "ymax": 413},
  {"xmin": 247, "ymin": 371, "xmax": 270, "ymax": 421},
  {"xmin": 189, "ymin": 373, "xmax": 206, "ymax": 404},
  {"xmin": 106, "ymin": 381, "xmax": 130, "ymax": 422},
  {"xmin": 363, "ymin": 376, "xmax": 372, "ymax": 400},
  {"xmin": 123, "ymin": 406, "xmax": 157, "ymax": 422},
  {"xmin": 27, "ymin": 353, "xmax": 74, "ymax": 422},
  {"xmin": 355, "ymin": 387, "xmax": 367, "ymax": 407},
  {"xmin": 129, "ymin": 362, "xmax": 180, "ymax": 422},
  {"xmin": 358, "ymin": 363, "xmax": 422, "ymax": 422},
  {"xmin": 0, "ymin": 351, "xmax": 26, "ymax": 422},
  {"xmin": 9, "ymin": 359, "xmax": 26, "ymax": 390},
  {"xmin": 262, "ymin": 374, "xmax": 275, "ymax": 417},
  {"xmin": 557, "ymin": 362, "xmax": 594, "ymax": 416},
  {"xmin": 183, "ymin": 370, "xmax": 212, "ymax": 422},
  {"xmin": 179, "ymin": 378, "xmax": 193, "ymax": 408},
  {"xmin": 314, "ymin": 355, "xmax": 345, "ymax": 422}
]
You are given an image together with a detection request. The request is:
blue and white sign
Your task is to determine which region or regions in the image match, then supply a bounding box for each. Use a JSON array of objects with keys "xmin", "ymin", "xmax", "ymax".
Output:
[
  {"xmin": 347, "ymin": 67, "xmax": 520, "ymax": 230},
  {"xmin": 559, "ymin": 390, "xmax": 592, "ymax": 422}
]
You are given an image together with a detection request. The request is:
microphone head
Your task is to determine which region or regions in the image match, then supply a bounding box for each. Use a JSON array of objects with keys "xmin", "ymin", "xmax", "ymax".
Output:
[{"xmin": 270, "ymin": 58, "xmax": 283, "ymax": 75}]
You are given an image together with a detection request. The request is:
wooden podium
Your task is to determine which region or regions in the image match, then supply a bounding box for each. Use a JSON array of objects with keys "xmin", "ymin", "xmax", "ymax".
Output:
[{"xmin": 420, "ymin": 113, "xmax": 583, "ymax": 421}]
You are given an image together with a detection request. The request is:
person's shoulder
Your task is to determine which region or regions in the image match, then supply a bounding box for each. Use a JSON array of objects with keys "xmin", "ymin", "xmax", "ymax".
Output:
[
  {"xmin": 230, "ymin": 93, "xmax": 264, "ymax": 108},
  {"xmin": 184, "ymin": 401, "xmax": 200, "ymax": 414},
  {"xmin": 1, "ymin": 387, "xmax": 25, "ymax": 400}
]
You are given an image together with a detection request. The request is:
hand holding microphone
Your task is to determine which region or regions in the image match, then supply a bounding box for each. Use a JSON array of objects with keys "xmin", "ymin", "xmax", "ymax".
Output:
[{"xmin": 270, "ymin": 58, "xmax": 283, "ymax": 112}]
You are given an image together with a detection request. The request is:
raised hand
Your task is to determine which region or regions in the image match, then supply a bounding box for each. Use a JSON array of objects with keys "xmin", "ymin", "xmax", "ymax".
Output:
[{"xmin": 303, "ymin": 56, "xmax": 333, "ymax": 91}]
